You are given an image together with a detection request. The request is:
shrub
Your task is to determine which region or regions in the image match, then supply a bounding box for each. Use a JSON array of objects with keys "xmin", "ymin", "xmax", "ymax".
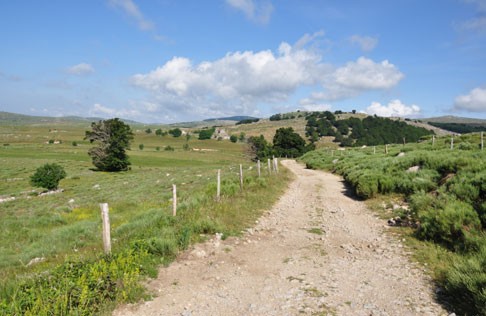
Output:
[
  {"xmin": 30, "ymin": 163, "xmax": 67, "ymax": 190},
  {"xmin": 139, "ymin": 144, "xmax": 144, "ymax": 150},
  {"xmin": 164, "ymin": 145, "xmax": 174, "ymax": 151},
  {"xmin": 230, "ymin": 135, "xmax": 237, "ymax": 143},
  {"xmin": 417, "ymin": 199, "xmax": 482, "ymax": 251},
  {"xmin": 72, "ymin": 141, "xmax": 78, "ymax": 146},
  {"xmin": 443, "ymin": 242, "xmax": 486, "ymax": 315},
  {"xmin": 155, "ymin": 146, "xmax": 160, "ymax": 151}
]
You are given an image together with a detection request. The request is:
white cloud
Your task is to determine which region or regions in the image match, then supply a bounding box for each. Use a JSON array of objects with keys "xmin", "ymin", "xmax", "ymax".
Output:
[
  {"xmin": 304, "ymin": 57, "xmax": 404, "ymax": 103},
  {"xmin": 130, "ymin": 34, "xmax": 403, "ymax": 121},
  {"xmin": 349, "ymin": 35, "xmax": 378, "ymax": 52},
  {"xmin": 364, "ymin": 99, "xmax": 421, "ymax": 117},
  {"xmin": 334, "ymin": 57, "xmax": 403, "ymax": 90},
  {"xmin": 66, "ymin": 63, "xmax": 94, "ymax": 75},
  {"xmin": 108, "ymin": 0, "xmax": 154, "ymax": 31},
  {"xmin": 301, "ymin": 103, "xmax": 332, "ymax": 112},
  {"xmin": 454, "ymin": 87, "xmax": 486, "ymax": 112},
  {"xmin": 225, "ymin": 0, "xmax": 274, "ymax": 24}
]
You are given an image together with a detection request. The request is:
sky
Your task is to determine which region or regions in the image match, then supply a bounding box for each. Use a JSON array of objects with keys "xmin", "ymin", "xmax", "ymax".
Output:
[{"xmin": 1, "ymin": 0, "xmax": 486, "ymax": 123}]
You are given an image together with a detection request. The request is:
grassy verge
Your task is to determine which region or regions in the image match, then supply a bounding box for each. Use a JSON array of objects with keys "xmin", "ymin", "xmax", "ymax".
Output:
[
  {"xmin": 301, "ymin": 133, "xmax": 486, "ymax": 315},
  {"xmin": 0, "ymin": 123, "xmax": 292, "ymax": 315}
]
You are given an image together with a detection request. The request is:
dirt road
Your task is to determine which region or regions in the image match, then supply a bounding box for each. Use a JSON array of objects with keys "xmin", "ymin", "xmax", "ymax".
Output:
[{"xmin": 114, "ymin": 160, "xmax": 448, "ymax": 316}]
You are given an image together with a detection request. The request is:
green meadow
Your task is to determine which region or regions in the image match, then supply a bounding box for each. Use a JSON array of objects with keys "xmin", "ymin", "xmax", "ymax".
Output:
[{"xmin": 0, "ymin": 121, "xmax": 290, "ymax": 315}]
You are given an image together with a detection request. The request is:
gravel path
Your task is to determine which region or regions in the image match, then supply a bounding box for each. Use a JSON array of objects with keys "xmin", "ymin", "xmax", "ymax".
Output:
[{"xmin": 114, "ymin": 160, "xmax": 448, "ymax": 316}]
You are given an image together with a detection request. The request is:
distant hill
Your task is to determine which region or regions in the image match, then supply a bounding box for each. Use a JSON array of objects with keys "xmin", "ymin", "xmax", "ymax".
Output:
[
  {"xmin": 0, "ymin": 111, "xmax": 140, "ymax": 126},
  {"xmin": 204, "ymin": 115, "xmax": 259, "ymax": 122},
  {"xmin": 419, "ymin": 116, "xmax": 486, "ymax": 134},
  {"xmin": 423, "ymin": 115, "xmax": 486, "ymax": 124}
]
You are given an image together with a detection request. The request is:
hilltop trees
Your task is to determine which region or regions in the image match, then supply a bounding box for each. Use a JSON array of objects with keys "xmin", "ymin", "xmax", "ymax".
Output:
[{"xmin": 85, "ymin": 118, "xmax": 134, "ymax": 172}]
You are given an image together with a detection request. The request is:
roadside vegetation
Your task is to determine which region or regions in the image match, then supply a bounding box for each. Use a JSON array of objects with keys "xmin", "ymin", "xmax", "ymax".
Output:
[
  {"xmin": 301, "ymin": 132, "xmax": 486, "ymax": 315},
  {"xmin": 0, "ymin": 120, "xmax": 290, "ymax": 315}
]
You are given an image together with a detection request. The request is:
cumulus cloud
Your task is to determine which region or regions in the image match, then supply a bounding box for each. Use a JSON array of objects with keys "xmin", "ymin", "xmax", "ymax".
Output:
[
  {"xmin": 349, "ymin": 35, "xmax": 378, "ymax": 52},
  {"xmin": 364, "ymin": 100, "xmax": 421, "ymax": 117},
  {"xmin": 130, "ymin": 33, "xmax": 403, "ymax": 121},
  {"xmin": 303, "ymin": 57, "xmax": 404, "ymax": 103},
  {"xmin": 454, "ymin": 87, "xmax": 486, "ymax": 112},
  {"xmin": 334, "ymin": 57, "xmax": 403, "ymax": 90},
  {"xmin": 66, "ymin": 63, "xmax": 95, "ymax": 75},
  {"xmin": 226, "ymin": 0, "xmax": 274, "ymax": 24},
  {"xmin": 108, "ymin": 0, "xmax": 154, "ymax": 31}
]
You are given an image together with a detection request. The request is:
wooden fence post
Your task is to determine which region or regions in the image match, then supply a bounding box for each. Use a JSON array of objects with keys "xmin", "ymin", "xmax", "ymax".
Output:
[
  {"xmin": 451, "ymin": 136, "xmax": 454, "ymax": 150},
  {"xmin": 100, "ymin": 203, "xmax": 111, "ymax": 254},
  {"xmin": 257, "ymin": 160, "xmax": 261, "ymax": 177},
  {"xmin": 274, "ymin": 158, "xmax": 279, "ymax": 173},
  {"xmin": 216, "ymin": 169, "xmax": 221, "ymax": 201},
  {"xmin": 172, "ymin": 184, "xmax": 177, "ymax": 216},
  {"xmin": 373, "ymin": 146, "xmax": 376, "ymax": 154},
  {"xmin": 432, "ymin": 135, "xmax": 435, "ymax": 146},
  {"xmin": 239, "ymin": 164, "xmax": 243, "ymax": 191},
  {"xmin": 481, "ymin": 132, "xmax": 484, "ymax": 151},
  {"xmin": 267, "ymin": 159, "xmax": 271, "ymax": 175},
  {"xmin": 385, "ymin": 144, "xmax": 388, "ymax": 154}
]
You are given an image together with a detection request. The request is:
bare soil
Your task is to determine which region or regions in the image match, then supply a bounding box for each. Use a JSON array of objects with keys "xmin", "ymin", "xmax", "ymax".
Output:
[{"xmin": 114, "ymin": 160, "xmax": 448, "ymax": 316}]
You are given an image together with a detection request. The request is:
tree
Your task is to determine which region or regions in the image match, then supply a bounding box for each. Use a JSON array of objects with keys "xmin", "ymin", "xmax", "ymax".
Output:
[
  {"xmin": 155, "ymin": 128, "xmax": 163, "ymax": 136},
  {"xmin": 247, "ymin": 135, "xmax": 273, "ymax": 161},
  {"xmin": 273, "ymin": 127, "xmax": 307, "ymax": 158},
  {"xmin": 198, "ymin": 127, "xmax": 215, "ymax": 140},
  {"xmin": 85, "ymin": 118, "xmax": 134, "ymax": 172},
  {"xmin": 145, "ymin": 128, "xmax": 152, "ymax": 134},
  {"xmin": 230, "ymin": 135, "xmax": 238, "ymax": 143},
  {"xmin": 30, "ymin": 163, "xmax": 66, "ymax": 190},
  {"xmin": 239, "ymin": 132, "xmax": 246, "ymax": 142},
  {"xmin": 168, "ymin": 128, "xmax": 182, "ymax": 137}
]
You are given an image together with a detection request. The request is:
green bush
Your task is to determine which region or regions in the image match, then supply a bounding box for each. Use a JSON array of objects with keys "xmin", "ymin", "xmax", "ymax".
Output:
[
  {"xmin": 164, "ymin": 145, "xmax": 174, "ymax": 151},
  {"xmin": 417, "ymin": 199, "xmax": 482, "ymax": 251},
  {"xmin": 443, "ymin": 242, "xmax": 486, "ymax": 316},
  {"xmin": 30, "ymin": 163, "xmax": 67, "ymax": 190}
]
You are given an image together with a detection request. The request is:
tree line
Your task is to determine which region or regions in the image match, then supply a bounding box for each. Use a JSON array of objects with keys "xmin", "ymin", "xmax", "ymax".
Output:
[{"xmin": 305, "ymin": 111, "xmax": 433, "ymax": 147}]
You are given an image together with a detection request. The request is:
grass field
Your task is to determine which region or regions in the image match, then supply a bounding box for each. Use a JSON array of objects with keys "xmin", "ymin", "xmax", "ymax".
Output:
[{"xmin": 0, "ymin": 121, "xmax": 291, "ymax": 315}]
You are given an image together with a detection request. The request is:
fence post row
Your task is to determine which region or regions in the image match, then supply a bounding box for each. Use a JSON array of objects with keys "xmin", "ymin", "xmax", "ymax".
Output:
[
  {"xmin": 216, "ymin": 169, "xmax": 221, "ymax": 201},
  {"xmin": 172, "ymin": 184, "xmax": 177, "ymax": 216},
  {"xmin": 481, "ymin": 132, "xmax": 484, "ymax": 151},
  {"xmin": 100, "ymin": 203, "xmax": 111, "ymax": 254},
  {"xmin": 239, "ymin": 164, "xmax": 243, "ymax": 191}
]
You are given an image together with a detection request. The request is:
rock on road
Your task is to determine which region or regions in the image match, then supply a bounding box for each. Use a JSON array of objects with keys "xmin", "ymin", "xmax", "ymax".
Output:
[{"xmin": 114, "ymin": 160, "xmax": 448, "ymax": 316}]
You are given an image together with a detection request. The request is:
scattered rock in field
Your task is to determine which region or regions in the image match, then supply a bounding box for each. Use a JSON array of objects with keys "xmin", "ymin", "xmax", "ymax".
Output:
[
  {"xmin": 332, "ymin": 159, "xmax": 339, "ymax": 164},
  {"xmin": 39, "ymin": 189, "xmax": 64, "ymax": 196},
  {"xmin": 0, "ymin": 196, "xmax": 15, "ymax": 203},
  {"xmin": 27, "ymin": 257, "xmax": 45, "ymax": 266},
  {"xmin": 397, "ymin": 152, "xmax": 406, "ymax": 157},
  {"xmin": 406, "ymin": 165, "xmax": 420, "ymax": 173},
  {"xmin": 92, "ymin": 184, "xmax": 100, "ymax": 189},
  {"xmin": 191, "ymin": 249, "xmax": 207, "ymax": 259}
]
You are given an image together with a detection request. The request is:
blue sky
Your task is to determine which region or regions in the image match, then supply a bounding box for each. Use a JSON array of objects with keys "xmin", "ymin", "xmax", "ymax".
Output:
[{"xmin": 1, "ymin": 0, "xmax": 485, "ymax": 123}]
